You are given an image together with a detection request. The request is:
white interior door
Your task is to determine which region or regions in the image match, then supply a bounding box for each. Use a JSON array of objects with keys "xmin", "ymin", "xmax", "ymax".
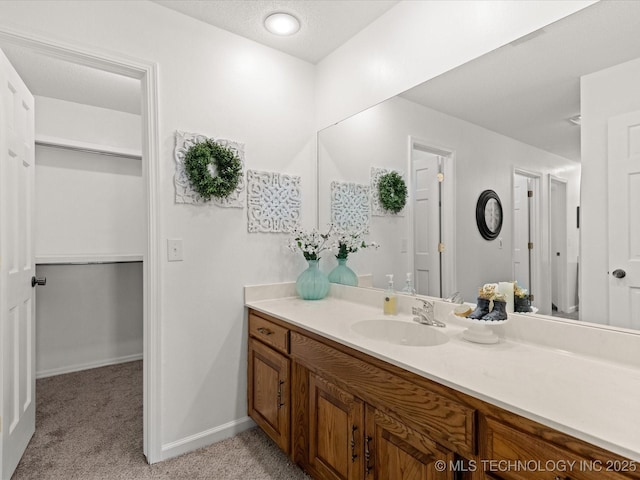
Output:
[
  {"xmin": 412, "ymin": 149, "xmax": 440, "ymax": 296},
  {"xmin": 513, "ymin": 173, "xmax": 530, "ymax": 291},
  {"xmin": 0, "ymin": 48, "xmax": 36, "ymax": 479},
  {"xmin": 608, "ymin": 110, "xmax": 640, "ymax": 329},
  {"xmin": 550, "ymin": 178, "xmax": 568, "ymax": 313}
]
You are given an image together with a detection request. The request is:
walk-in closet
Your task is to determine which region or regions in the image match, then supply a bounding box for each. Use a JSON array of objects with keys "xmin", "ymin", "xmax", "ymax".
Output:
[{"xmin": 33, "ymin": 95, "xmax": 143, "ymax": 379}]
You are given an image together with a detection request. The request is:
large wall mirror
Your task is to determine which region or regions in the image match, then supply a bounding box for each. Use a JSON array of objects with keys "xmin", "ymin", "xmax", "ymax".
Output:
[{"xmin": 317, "ymin": 1, "xmax": 640, "ymax": 330}]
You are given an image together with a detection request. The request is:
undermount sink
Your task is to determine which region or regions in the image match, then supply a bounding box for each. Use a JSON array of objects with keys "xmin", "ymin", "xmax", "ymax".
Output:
[{"xmin": 351, "ymin": 318, "xmax": 449, "ymax": 347}]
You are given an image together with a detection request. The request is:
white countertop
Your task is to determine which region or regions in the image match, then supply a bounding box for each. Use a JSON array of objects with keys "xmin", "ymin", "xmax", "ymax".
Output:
[{"xmin": 245, "ymin": 293, "xmax": 640, "ymax": 463}]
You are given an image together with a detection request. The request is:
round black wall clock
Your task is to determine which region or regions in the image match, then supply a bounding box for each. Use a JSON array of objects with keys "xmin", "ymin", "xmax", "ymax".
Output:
[{"xmin": 476, "ymin": 189, "xmax": 503, "ymax": 240}]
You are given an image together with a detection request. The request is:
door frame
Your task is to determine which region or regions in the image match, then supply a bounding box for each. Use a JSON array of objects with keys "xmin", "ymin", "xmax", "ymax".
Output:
[
  {"xmin": 407, "ymin": 136, "xmax": 456, "ymax": 298},
  {"xmin": 0, "ymin": 26, "xmax": 162, "ymax": 463},
  {"xmin": 512, "ymin": 168, "xmax": 544, "ymax": 314}
]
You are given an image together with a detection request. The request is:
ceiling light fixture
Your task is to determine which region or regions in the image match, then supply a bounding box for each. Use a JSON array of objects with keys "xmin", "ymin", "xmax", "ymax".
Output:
[{"xmin": 264, "ymin": 12, "xmax": 300, "ymax": 36}]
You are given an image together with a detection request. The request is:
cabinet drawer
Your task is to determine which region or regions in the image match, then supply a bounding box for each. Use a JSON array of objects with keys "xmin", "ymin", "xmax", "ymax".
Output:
[
  {"xmin": 249, "ymin": 313, "xmax": 289, "ymax": 354},
  {"xmin": 481, "ymin": 416, "xmax": 633, "ymax": 480},
  {"xmin": 291, "ymin": 331, "xmax": 476, "ymax": 458}
]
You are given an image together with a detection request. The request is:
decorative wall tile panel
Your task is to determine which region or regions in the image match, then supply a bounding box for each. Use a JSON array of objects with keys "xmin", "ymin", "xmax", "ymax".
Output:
[
  {"xmin": 330, "ymin": 181, "xmax": 370, "ymax": 233},
  {"xmin": 247, "ymin": 170, "xmax": 301, "ymax": 233},
  {"xmin": 174, "ymin": 130, "xmax": 245, "ymax": 207},
  {"xmin": 371, "ymin": 166, "xmax": 405, "ymax": 216}
]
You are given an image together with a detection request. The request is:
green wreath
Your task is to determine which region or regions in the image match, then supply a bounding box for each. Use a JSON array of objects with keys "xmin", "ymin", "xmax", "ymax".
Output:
[
  {"xmin": 378, "ymin": 171, "xmax": 407, "ymax": 213},
  {"xmin": 184, "ymin": 139, "xmax": 242, "ymax": 200}
]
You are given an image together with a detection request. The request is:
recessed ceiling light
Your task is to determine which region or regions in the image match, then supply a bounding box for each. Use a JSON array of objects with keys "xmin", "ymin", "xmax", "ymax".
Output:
[{"xmin": 264, "ymin": 12, "xmax": 300, "ymax": 36}]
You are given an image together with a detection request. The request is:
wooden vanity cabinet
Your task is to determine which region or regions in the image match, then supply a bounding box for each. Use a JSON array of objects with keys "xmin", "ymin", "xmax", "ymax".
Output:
[
  {"xmin": 247, "ymin": 309, "xmax": 639, "ymax": 480},
  {"xmin": 308, "ymin": 373, "xmax": 364, "ymax": 480},
  {"xmin": 291, "ymin": 330, "xmax": 461, "ymax": 480},
  {"xmin": 478, "ymin": 416, "xmax": 636, "ymax": 480},
  {"xmin": 304, "ymin": 370, "xmax": 454, "ymax": 480},
  {"xmin": 366, "ymin": 405, "xmax": 455, "ymax": 480},
  {"xmin": 247, "ymin": 313, "xmax": 291, "ymax": 453}
]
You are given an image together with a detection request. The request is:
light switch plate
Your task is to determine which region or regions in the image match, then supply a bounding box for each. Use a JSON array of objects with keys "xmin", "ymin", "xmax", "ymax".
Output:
[{"xmin": 167, "ymin": 239, "xmax": 183, "ymax": 261}]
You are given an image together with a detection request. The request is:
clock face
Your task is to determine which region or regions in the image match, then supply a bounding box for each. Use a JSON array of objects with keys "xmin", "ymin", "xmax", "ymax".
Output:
[
  {"xmin": 476, "ymin": 190, "xmax": 503, "ymax": 240},
  {"xmin": 485, "ymin": 198, "xmax": 502, "ymax": 232}
]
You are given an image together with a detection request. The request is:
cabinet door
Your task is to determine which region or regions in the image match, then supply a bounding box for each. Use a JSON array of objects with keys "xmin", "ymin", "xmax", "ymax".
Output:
[
  {"xmin": 309, "ymin": 373, "xmax": 364, "ymax": 480},
  {"xmin": 366, "ymin": 406, "xmax": 454, "ymax": 480},
  {"xmin": 248, "ymin": 338, "xmax": 290, "ymax": 453}
]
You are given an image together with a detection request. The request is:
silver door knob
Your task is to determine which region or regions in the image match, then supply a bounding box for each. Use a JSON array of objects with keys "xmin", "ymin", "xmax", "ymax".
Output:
[
  {"xmin": 31, "ymin": 276, "xmax": 46, "ymax": 287},
  {"xmin": 612, "ymin": 269, "xmax": 626, "ymax": 279}
]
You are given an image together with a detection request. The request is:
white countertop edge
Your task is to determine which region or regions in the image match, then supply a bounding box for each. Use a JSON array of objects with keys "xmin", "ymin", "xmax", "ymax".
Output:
[{"xmin": 245, "ymin": 296, "xmax": 640, "ymax": 463}]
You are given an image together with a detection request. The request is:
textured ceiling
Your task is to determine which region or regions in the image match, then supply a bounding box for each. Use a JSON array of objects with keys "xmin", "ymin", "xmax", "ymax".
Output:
[
  {"xmin": 401, "ymin": 0, "xmax": 640, "ymax": 162},
  {"xmin": 151, "ymin": 0, "xmax": 399, "ymax": 64}
]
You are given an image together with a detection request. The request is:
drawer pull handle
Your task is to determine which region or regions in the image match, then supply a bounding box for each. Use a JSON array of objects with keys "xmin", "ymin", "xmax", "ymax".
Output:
[
  {"xmin": 365, "ymin": 435, "xmax": 373, "ymax": 475},
  {"xmin": 257, "ymin": 327, "xmax": 274, "ymax": 336},
  {"xmin": 277, "ymin": 380, "xmax": 285, "ymax": 409},
  {"xmin": 351, "ymin": 425, "xmax": 358, "ymax": 462}
]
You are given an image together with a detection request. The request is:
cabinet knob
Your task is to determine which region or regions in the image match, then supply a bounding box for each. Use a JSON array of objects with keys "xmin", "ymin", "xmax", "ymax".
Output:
[{"xmin": 257, "ymin": 327, "xmax": 274, "ymax": 336}]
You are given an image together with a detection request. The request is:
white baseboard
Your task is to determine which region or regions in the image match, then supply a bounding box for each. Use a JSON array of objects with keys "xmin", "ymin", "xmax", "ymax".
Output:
[
  {"xmin": 36, "ymin": 353, "xmax": 143, "ymax": 379},
  {"xmin": 160, "ymin": 416, "xmax": 257, "ymax": 461}
]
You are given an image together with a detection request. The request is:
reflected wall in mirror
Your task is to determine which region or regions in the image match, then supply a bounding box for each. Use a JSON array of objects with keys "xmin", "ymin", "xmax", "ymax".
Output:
[{"xmin": 317, "ymin": 1, "xmax": 640, "ymax": 330}]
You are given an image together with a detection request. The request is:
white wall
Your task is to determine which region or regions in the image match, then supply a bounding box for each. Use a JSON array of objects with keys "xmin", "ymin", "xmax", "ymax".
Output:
[
  {"xmin": 36, "ymin": 96, "xmax": 141, "ymax": 151},
  {"xmin": 315, "ymin": 0, "xmax": 595, "ymax": 129},
  {"xmin": 35, "ymin": 144, "xmax": 144, "ymax": 258},
  {"xmin": 580, "ymin": 57, "xmax": 640, "ymax": 324},
  {"xmin": 0, "ymin": 0, "xmax": 315, "ymax": 459},
  {"xmin": 319, "ymin": 96, "xmax": 580, "ymax": 313},
  {"xmin": 34, "ymin": 97, "xmax": 145, "ymax": 377},
  {"xmin": 35, "ymin": 263, "xmax": 143, "ymax": 377}
]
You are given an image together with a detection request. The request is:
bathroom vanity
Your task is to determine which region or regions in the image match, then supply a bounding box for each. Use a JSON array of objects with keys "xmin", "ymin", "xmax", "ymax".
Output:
[{"xmin": 245, "ymin": 285, "xmax": 640, "ymax": 480}]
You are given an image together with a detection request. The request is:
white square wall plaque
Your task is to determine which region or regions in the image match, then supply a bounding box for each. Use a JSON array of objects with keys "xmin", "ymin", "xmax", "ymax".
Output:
[
  {"xmin": 330, "ymin": 181, "xmax": 370, "ymax": 233},
  {"xmin": 247, "ymin": 170, "xmax": 301, "ymax": 233}
]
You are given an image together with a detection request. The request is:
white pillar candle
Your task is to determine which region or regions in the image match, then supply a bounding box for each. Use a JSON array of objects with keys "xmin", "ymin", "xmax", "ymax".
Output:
[{"xmin": 498, "ymin": 281, "xmax": 515, "ymax": 313}]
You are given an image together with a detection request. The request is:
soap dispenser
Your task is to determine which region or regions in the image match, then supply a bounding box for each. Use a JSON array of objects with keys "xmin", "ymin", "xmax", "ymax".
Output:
[
  {"xmin": 383, "ymin": 274, "xmax": 397, "ymax": 315},
  {"xmin": 401, "ymin": 272, "xmax": 416, "ymax": 295}
]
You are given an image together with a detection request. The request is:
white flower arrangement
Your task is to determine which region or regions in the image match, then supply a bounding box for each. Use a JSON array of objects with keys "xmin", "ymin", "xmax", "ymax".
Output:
[
  {"xmin": 287, "ymin": 225, "xmax": 333, "ymax": 261},
  {"xmin": 331, "ymin": 228, "xmax": 378, "ymax": 260}
]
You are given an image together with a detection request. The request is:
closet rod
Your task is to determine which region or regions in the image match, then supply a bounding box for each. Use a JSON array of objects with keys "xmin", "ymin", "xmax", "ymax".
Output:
[{"xmin": 35, "ymin": 140, "xmax": 142, "ymax": 161}]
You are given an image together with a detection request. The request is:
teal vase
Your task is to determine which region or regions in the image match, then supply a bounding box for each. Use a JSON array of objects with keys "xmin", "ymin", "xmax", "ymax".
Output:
[
  {"xmin": 296, "ymin": 259, "xmax": 330, "ymax": 300},
  {"xmin": 328, "ymin": 258, "xmax": 358, "ymax": 287}
]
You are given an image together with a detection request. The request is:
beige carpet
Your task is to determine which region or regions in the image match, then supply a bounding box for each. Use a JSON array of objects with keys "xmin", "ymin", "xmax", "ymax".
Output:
[{"xmin": 12, "ymin": 361, "xmax": 310, "ymax": 480}]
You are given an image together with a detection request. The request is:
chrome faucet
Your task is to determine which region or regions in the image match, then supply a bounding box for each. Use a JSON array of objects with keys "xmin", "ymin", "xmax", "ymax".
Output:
[{"xmin": 412, "ymin": 299, "xmax": 446, "ymax": 327}]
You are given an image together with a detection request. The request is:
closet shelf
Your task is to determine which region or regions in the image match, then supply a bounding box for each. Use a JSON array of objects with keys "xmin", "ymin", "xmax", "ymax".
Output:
[
  {"xmin": 35, "ymin": 134, "xmax": 142, "ymax": 160},
  {"xmin": 36, "ymin": 254, "xmax": 143, "ymax": 265}
]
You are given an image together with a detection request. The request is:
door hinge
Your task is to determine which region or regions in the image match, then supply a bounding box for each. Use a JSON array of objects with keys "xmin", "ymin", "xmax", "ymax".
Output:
[
  {"xmin": 529, "ymin": 294, "xmax": 534, "ymax": 302},
  {"xmin": 527, "ymin": 190, "xmax": 533, "ymax": 198},
  {"xmin": 438, "ymin": 243, "xmax": 445, "ymax": 253},
  {"xmin": 437, "ymin": 172, "xmax": 444, "ymax": 183},
  {"xmin": 528, "ymin": 242, "xmax": 534, "ymax": 250}
]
